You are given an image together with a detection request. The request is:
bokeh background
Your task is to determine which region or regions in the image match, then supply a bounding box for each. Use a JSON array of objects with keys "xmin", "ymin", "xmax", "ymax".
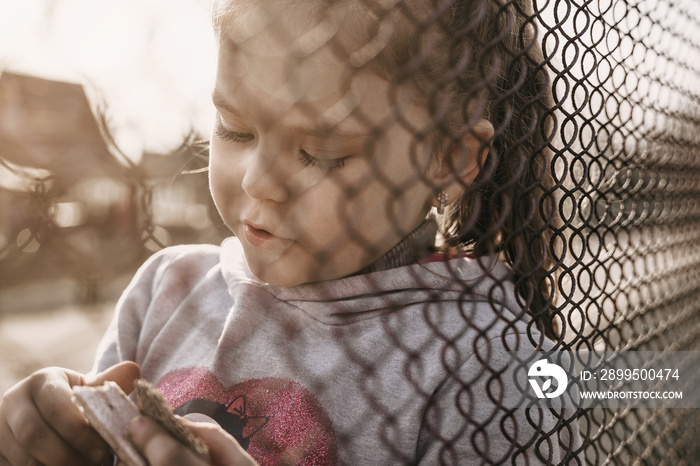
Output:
[{"xmin": 0, "ymin": 0, "xmax": 224, "ymax": 392}]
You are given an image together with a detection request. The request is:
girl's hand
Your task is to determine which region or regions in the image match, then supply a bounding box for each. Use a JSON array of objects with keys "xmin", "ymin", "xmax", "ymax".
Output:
[
  {"xmin": 0, "ymin": 361, "xmax": 141, "ymax": 466},
  {"xmin": 128, "ymin": 416, "xmax": 259, "ymax": 466}
]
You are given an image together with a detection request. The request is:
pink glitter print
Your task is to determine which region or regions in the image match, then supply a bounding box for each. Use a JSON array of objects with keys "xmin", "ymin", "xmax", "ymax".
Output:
[{"xmin": 157, "ymin": 367, "xmax": 338, "ymax": 465}]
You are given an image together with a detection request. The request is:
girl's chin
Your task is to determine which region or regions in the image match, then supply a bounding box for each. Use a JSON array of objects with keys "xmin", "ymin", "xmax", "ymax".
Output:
[
  {"xmin": 246, "ymin": 256, "xmax": 357, "ymax": 287},
  {"xmin": 243, "ymin": 251, "xmax": 311, "ymax": 287},
  {"xmin": 242, "ymin": 239, "xmax": 376, "ymax": 286}
]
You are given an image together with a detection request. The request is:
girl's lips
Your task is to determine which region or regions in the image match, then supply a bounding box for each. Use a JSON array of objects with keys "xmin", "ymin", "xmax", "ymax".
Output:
[{"xmin": 243, "ymin": 224, "xmax": 293, "ymax": 250}]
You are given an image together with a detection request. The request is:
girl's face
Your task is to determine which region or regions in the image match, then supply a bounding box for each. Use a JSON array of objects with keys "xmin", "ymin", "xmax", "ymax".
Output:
[{"xmin": 209, "ymin": 3, "xmax": 439, "ymax": 286}]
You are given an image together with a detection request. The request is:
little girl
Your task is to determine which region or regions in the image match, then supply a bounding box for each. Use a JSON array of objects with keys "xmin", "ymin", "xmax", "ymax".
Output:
[{"xmin": 0, "ymin": 0, "xmax": 581, "ymax": 464}]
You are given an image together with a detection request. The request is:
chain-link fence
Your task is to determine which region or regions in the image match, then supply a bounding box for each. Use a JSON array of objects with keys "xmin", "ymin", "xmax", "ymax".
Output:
[{"xmin": 1, "ymin": 0, "xmax": 700, "ymax": 464}]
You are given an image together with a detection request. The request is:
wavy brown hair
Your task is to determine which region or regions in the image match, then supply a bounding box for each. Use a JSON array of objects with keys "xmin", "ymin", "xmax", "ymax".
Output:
[{"xmin": 364, "ymin": 0, "xmax": 559, "ymax": 340}]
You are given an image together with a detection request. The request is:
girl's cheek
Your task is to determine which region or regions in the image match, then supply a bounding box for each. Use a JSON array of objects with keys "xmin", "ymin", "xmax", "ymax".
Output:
[
  {"xmin": 210, "ymin": 150, "xmax": 245, "ymax": 192},
  {"xmin": 291, "ymin": 168, "xmax": 326, "ymax": 192},
  {"xmin": 209, "ymin": 168, "xmax": 242, "ymax": 214}
]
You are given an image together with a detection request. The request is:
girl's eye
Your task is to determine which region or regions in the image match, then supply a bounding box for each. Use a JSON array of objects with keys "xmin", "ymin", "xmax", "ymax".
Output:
[
  {"xmin": 214, "ymin": 117, "xmax": 254, "ymax": 143},
  {"xmin": 298, "ymin": 150, "xmax": 348, "ymax": 173}
]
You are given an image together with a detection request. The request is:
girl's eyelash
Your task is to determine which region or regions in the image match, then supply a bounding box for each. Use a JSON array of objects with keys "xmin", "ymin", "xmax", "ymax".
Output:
[
  {"xmin": 214, "ymin": 115, "xmax": 346, "ymax": 172},
  {"xmin": 298, "ymin": 150, "xmax": 347, "ymax": 173},
  {"xmin": 214, "ymin": 118, "xmax": 254, "ymax": 143}
]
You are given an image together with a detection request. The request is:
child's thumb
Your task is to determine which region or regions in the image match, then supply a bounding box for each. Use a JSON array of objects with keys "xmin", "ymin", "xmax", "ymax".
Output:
[{"xmin": 86, "ymin": 361, "xmax": 142, "ymax": 394}]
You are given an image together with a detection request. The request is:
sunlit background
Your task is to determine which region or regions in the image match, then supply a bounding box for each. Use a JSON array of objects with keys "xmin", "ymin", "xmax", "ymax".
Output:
[
  {"xmin": 0, "ymin": 0, "xmax": 221, "ymax": 392},
  {"xmin": 0, "ymin": 0, "xmax": 217, "ymax": 159}
]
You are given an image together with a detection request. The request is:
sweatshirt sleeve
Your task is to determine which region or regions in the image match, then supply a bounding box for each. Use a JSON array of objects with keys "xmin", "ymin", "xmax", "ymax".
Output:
[
  {"xmin": 90, "ymin": 247, "xmax": 183, "ymax": 374},
  {"xmin": 415, "ymin": 335, "xmax": 583, "ymax": 465}
]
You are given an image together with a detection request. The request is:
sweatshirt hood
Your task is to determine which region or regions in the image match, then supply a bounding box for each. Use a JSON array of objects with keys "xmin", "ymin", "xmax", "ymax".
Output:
[{"xmin": 220, "ymin": 237, "xmax": 522, "ymax": 325}]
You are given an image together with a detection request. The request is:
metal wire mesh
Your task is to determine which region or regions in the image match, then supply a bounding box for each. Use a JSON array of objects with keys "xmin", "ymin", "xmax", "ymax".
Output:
[{"xmin": 1, "ymin": 0, "xmax": 700, "ymax": 464}]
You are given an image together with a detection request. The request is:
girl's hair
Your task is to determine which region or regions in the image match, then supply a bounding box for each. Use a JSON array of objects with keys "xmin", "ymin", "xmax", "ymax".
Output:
[
  {"xmin": 212, "ymin": 0, "xmax": 558, "ymax": 340},
  {"xmin": 378, "ymin": 0, "xmax": 558, "ymax": 340},
  {"xmin": 352, "ymin": 0, "xmax": 558, "ymax": 340}
]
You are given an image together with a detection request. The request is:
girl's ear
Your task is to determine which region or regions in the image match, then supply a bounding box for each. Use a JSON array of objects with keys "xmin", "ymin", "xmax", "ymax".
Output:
[{"xmin": 430, "ymin": 119, "xmax": 494, "ymax": 208}]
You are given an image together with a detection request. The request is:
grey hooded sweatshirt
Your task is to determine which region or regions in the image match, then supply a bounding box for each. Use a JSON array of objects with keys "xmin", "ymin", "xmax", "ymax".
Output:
[{"xmin": 95, "ymin": 224, "xmax": 581, "ymax": 465}]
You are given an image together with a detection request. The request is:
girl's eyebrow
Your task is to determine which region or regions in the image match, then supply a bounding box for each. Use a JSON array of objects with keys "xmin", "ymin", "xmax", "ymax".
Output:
[
  {"xmin": 212, "ymin": 92, "xmax": 247, "ymax": 118},
  {"xmin": 289, "ymin": 121, "xmax": 368, "ymax": 142},
  {"xmin": 212, "ymin": 92, "xmax": 369, "ymax": 142}
]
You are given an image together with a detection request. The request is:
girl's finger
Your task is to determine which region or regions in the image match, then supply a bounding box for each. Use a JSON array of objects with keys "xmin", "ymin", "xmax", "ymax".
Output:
[
  {"xmin": 129, "ymin": 416, "xmax": 208, "ymax": 466},
  {"xmin": 0, "ymin": 421, "xmax": 40, "ymax": 466},
  {"xmin": 185, "ymin": 420, "xmax": 258, "ymax": 466},
  {"xmin": 26, "ymin": 370, "xmax": 111, "ymax": 464},
  {"xmin": 86, "ymin": 361, "xmax": 142, "ymax": 394},
  {"xmin": 3, "ymin": 387, "xmax": 101, "ymax": 466}
]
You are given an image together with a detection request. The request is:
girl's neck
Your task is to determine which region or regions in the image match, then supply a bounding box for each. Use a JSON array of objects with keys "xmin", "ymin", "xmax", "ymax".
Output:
[{"xmin": 357, "ymin": 218, "xmax": 438, "ymax": 274}]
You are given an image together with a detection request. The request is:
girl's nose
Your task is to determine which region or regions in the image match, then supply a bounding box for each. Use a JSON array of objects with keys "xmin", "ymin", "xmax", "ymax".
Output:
[{"xmin": 240, "ymin": 145, "xmax": 290, "ymax": 203}]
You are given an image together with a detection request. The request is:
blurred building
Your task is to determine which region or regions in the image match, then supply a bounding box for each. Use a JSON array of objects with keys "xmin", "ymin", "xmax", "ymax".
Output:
[{"xmin": 0, "ymin": 72, "xmax": 223, "ymax": 312}]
